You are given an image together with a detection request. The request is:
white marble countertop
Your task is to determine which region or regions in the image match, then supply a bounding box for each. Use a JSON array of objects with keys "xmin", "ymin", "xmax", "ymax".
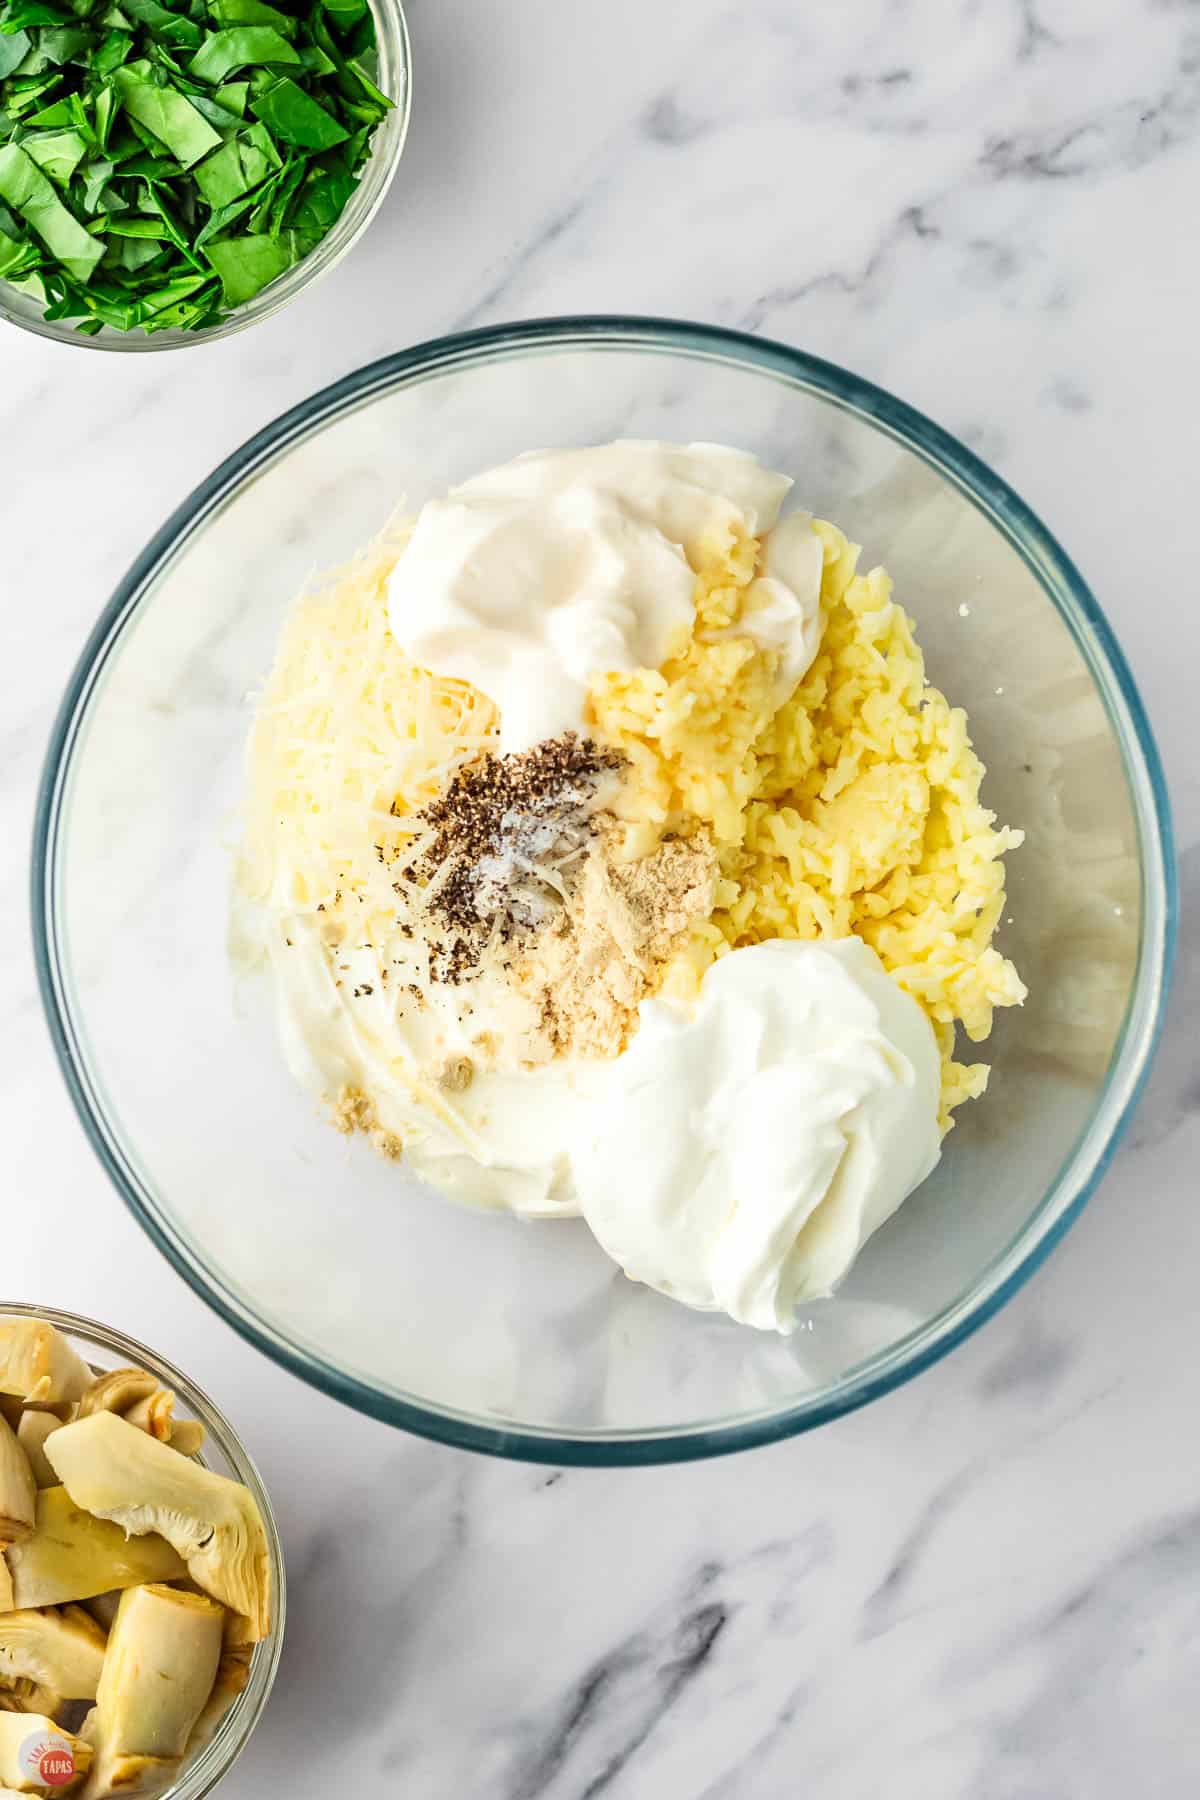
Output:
[{"xmin": 4, "ymin": 0, "xmax": 1198, "ymax": 1793}]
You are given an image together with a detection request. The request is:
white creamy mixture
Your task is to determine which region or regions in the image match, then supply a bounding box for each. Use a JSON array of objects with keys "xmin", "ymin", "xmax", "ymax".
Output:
[
  {"xmin": 574, "ymin": 939, "xmax": 942, "ymax": 1328},
  {"xmin": 267, "ymin": 922, "xmax": 940, "ymax": 1322},
  {"xmin": 263, "ymin": 911, "xmax": 599, "ymax": 1217},
  {"xmin": 249, "ymin": 440, "xmax": 947, "ymax": 1331},
  {"xmin": 387, "ymin": 441, "xmax": 824, "ymax": 751}
]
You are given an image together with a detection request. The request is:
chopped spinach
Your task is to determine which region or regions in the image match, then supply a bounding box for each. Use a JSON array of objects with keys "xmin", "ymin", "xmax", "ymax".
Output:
[
  {"xmin": 250, "ymin": 73, "xmax": 346, "ymax": 149},
  {"xmin": 188, "ymin": 25, "xmax": 299, "ymax": 84},
  {"xmin": 0, "ymin": 0, "xmax": 390, "ymax": 334}
]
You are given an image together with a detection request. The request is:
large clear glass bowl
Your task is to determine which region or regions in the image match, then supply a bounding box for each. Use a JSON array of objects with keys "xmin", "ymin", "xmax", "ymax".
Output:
[
  {"xmin": 32, "ymin": 319, "xmax": 1177, "ymax": 1462},
  {"xmin": 0, "ymin": 0, "xmax": 410, "ymax": 352},
  {"xmin": 0, "ymin": 1303, "xmax": 284, "ymax": 1797}
]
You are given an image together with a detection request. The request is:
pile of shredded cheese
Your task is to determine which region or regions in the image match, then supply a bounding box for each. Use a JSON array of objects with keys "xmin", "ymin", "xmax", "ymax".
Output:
[
  {"xmin": 586, "ymin": 518, "xmax": 1025, "ymax": 1125},
  {"xmin": 241, "ymin": 523, "xmax": 500, "ymax": 950},
  {"xmin": 242, "ymin": 515, "xmax": 1024, "ymax": 1127}
]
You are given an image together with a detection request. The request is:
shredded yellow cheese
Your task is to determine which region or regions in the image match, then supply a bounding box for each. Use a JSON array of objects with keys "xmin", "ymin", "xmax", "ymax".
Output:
[{"xmin": 586, "ymin": 520, "xmax": 1026, "ymax": 1126}]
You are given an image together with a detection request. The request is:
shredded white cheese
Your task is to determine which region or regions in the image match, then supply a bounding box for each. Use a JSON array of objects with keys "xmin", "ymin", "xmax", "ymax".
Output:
[{"xmin": 240, "ymin": 524, "xmax": 500, "ymax": 944}]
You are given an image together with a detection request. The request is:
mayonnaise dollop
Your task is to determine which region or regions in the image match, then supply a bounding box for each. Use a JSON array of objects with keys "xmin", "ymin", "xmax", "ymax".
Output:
[
  {"xmin": 387, "ymin": 441, "xmax": 824, "ymax": 751},
  {"xmin": 571, "ymin": 938, "xmax": 943, "ymax": 1331}
]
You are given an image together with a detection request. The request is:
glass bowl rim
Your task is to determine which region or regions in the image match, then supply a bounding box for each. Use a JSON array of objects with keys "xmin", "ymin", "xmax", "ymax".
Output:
[
  {"xmin": 0, "ymin": 0, "xmax": 411, "ymax": 354},
  {"xmin": 0, "ymin": 1300, "xmax": 285, "ymax": 1797},
  {"xmin": 31, "ymin": 314, "xmax": 1179, "ymax": 1464}
]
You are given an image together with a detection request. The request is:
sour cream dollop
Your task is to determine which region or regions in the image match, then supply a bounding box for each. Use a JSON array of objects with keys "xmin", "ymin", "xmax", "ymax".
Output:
[
  {"xmin": 572, "ymin": 938, "xmax": 943, "ymax": 1332},
  {"xmin": 387, "ymin": 441, "xmax": 824, "ymax": 751}
]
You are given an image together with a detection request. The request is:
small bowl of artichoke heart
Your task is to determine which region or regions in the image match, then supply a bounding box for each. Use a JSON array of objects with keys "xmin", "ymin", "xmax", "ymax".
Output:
[
  {"xmin": 0, "ymin": 0, "xmax": 411, "ymax": 346},
  {"xmin": 0, "ymin": 1305, "xmax": 283, "ymax": 1799}
]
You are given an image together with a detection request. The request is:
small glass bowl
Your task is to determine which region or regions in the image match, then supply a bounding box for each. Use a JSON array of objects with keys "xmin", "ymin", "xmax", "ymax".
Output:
[
  {"xmin": 0, "ymin": 0, "xmax": 410, "ymax": 353},
  {"xmin": 0, "ymin": 1302, "xmax": 285, "ymax": 1798}
]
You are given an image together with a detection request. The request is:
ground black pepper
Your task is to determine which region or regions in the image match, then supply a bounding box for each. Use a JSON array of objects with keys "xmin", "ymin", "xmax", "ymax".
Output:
[{"xmin": 402, "ymin": 733, "xmax": 620, "ymax": 982}]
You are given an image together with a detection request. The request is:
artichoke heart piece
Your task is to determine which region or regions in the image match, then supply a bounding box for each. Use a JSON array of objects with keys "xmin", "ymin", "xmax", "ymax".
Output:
[
  {"xmin": 5, "ymin": 1489, "xmax": 185, "ymax": 1611},
  {"xmin": 45, "ymin": 1416, "xmax": 270, "ymax": 1641},
  {"xmin": 0, "ymin": 1420, "xmax": 35, "ymax": 1550},
  {"xmin": 120, "ymin": 1392, "xmax": 173, "ymax": 1444},
  {"xmin": 0, "ymin": 1710, "xmax": 93, "ymax": 1794},
  {"xmin": 82, "ymin": 1585, "xmax": 223, "ymax": 1800},
  {"xmin": 15, "ymin": 1418, "xmax": 59, "ymax": 1494},
  {"xmin": 76, "ymin": 1374, "xmax": 196, "ymax": 1455},
  {"xmin": 75, "ymin": 1372, "xmax": 157, "ymax": 1424},
  {"xmin": 0, "ymin": 1324, "xmax": 90, "ymax": 1411},
  {"xmin": 0, "ymin": 1677, "xmax": 63, "ymax": 1719},
  {"xmin": 184, "ymin": 1637, "xmax": 252, "ymax": 1767},
  {"xmin": 0, "ymin": 1608, "xmax": 107, "ymax": 1701},
  {"xmin": 167, "ymin": 1421, "xmax": 205, "ymax": 1459}
]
